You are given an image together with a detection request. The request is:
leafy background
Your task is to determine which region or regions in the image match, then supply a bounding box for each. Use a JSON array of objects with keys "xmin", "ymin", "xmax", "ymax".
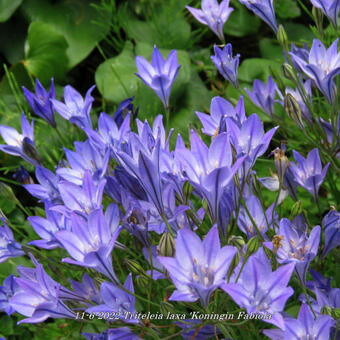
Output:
[{"xmin": 1, "ymin": 0, "xmax": 339, "ymax": 339}]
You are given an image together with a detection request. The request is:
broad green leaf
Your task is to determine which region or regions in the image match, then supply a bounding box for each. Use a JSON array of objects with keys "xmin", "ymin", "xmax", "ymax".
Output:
[
  {"xmin": 122, "ymin": 3, "xmax": 190, "ymax": 49},
  {"xmin": 259, "ymin": 38, "xmax": 284, "ymax": 61},
  {"xmin": 224, "ymin": 1, "xmax": 260, "ymax": 37},
  {"xmin": 238, "ymin": 58, "xmax": 282, "ymax": 83},
  {"xmin": 275, "ymin": 0, "xmax": 301, "ymax": 19},
  {"xmin": 0, "ymin": 0, "xmax": 22, "ymax": 22},
  {"xmin": 285, "ymin": 22, "xmax": 314, "ymax": 43},
  {"xmin": 95, "ymin": 42, "xmax": 138, "ymax": 104},
  {"xmin": 25, "ymin": 22, "xmax": 68, "ymax": 84},
  {"xmin": 21, "ymin": 0, "xmax": 110, "ymax": 68}
]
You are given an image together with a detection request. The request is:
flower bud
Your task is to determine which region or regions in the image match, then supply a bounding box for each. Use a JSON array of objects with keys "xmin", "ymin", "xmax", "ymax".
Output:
[
  {"xmin": 125, "ymin": 259, "xmax": 147, "ymax": 277},
  {"xmin": 320, "ymin": 305, "xmax": 332, "ymax": 316},
  {"xmin": 332, "ymin": 308, "xmax": 340, "ymax": 320},
  {"xmin": 0, "ymin": 182, "xmax": 20, "ymax": 205},
  {"xmin": 228, "ymin": 236, "xmax": 245, "ymax": 251},
  {"xmin": 136, "ymin": 274, "xmax": 149, "ymax": 288},
  {"xmin": 246, "ymin": 236, "xmax": 259, "ymax": 257},
  {"xmin": 160, "ymin": 301, "xmax": 176, "ymax": 315},
  {"xmin": 290, "ymin": 201, "xmax": 303, "ymax": 219},
  {"xmin": 227, "ymin": 250, "xmax": 240, "ymax": 281},
  {"xmin": 284, "ymin": 93, "xmax": 304, "ymax": 129},
  {"xmin": 312, "ymin": 6, "xmax": 324, "ymax": 34},
  {"xmin": 158, "ymin": 232, "xmax": 176, "ymax": 257},
  {"xmin": 281, "ymin": 63, "xmax": 296, "ymax": 82},
  {"xmin": 271, "ymin": 147, "xmax": 290, "ymax": 179},
  {"xmin": 277, "ymin": 25, "xmax": 288, "ymax": 51}
]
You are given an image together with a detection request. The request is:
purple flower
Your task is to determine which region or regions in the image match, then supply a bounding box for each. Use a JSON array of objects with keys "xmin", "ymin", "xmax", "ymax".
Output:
[
  {"xmin": 289, "ymin": 148, "xmax": 330, "ymax": 201},
  {"xmin": 23, "ymin": 78, "xmax": 56, "ymax": 127},
  {"xmin": 239, "ymin": 0, "xmax": 278, "ymax": 33},
  {"xmin": 211, "ymin": 44, "xmax": 240, "ymax": 88},
  {"xmin": 57, "ymin": 140, "xmax": 110, "ymax": 185},
  {"xmin": 27, "ymin": 202, "xmax": 71, "ymax": 249},
  {"xmin": 0, "ymin": 220, "xmax": 24, "ymax": 263},
  {"xmin": 0, "ymin": 112, "xmax": 40, "ymax": 166},
  {"xmin": 0, "ymin": 275, "xmax": 20, "ymax": 315},
  {"xmin": 186, "ymin": 0, "xmax": 234, "ymax": 42},
  {"xmin": 221, "ymin": 248, "xmax": 295, "ymax": 329},
  {"xmin": 9, "ymin": 256, "xmax": 75, "ymax": 324},
  {"xmin": 175, "ymin": 320, "xmax": 221, "ymax": 340},
  {"xmin": 113, "ymin": 97, "xmax": 138, "ymax": 128},
  {"xmin": 158, "ymin": 225, "xmax": 237, "ymax": 308},
  {"xmin": 238, "ymin": 195, "xmax": 277, "ymax": 239},
  {"xmin": 56, "ymin": 209, "xmax": 121, "ymax": 283},
  {"xmin": 57, "ymin": 171, "xmax": 106, "ymax": 215},
  {"xmin": 69, "ymin": 273, "xmax": 102, "ymax": 305},
  {"xmin": 176, "ymin": 130, "xmax": 245, "ymax": 223},
  {"xmin": 226, "ymin": 113, "xmax": 278, "ymax": 170},
  {"xmin": 196, "ymin": 96, "xmax": 246, "ymax": 136},
  {"xmin": 264, "ymin": 218, "xmax": 321, "ymax": 284},
  {"xmin": 322, "ymin": 209, "xmax": 340, "ymax": 258},
  {"xmin": 311, "ymin": 0, "xmax": 340, "ymax": 29},
  {"xmin": 136, "ymin": 46, "xmax": 180, "ymax": 109},
  {"xmin": 83, "ymin": 327, "xmax": 141, "ymax": 340},
  {"xmin": 13, "ymin": 165, "xmax": 34, "ymax": 185},
  {"xmin": 24, "ymin": 166, "xmax": 61, "ymax": 204},
  {"xmin": 290, "ymin": 39, "xmax": 340, "ymax": 103},
  {"xmin": 51, "ymin": 85, "xmax": 95, "ymax": 130},
  {"xmin": 86, "ymin": 274, "xmax": 138, "ymax": 324},
  {"xmin": 142, "ymin": 246, "xmax": 166, "ymax": 280},
  {"xmin": 245, "ymin": 76, "xmax": 281, "ymax": 116},
  {"xmin": 263, "ymin": 303, "xmax": 334, "ymax": 340}
]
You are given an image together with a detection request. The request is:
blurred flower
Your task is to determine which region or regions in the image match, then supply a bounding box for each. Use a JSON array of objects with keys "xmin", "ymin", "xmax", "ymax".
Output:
[
  {"xmin": 245, "ymin": 76, "xmax": 282, "ymax": 116},
  {"xmin": 0, "ymin": 275, "xmax": 20, "ymax": 315},
  {"xmin": 158, "ymin": 225, "xmax": 237, "ymax": 308},
  {"xmin": 211, "ymin": 44, "xmax": 240, "ymax": 87},
  {"xmin": 28, "ymin": 202, "xmax": 71, "ymax": 249},
  {"xmin": 290, "ymin": 39, "xmax": 340, "ymax": 103},
  {"xmin": 264, "ymin": 218, "xmax": 321, "ymax": 284},
  {"xmin": 83, "ymin": 327, "xmax": 141, "ymax": 340},
  {"xmin": 9, "ymin": 255, "xmax": 75, "ymax": 324},
  {"xmin": 263, "ymin": 303, "xmax": 333, "ymax": 340},
  {"xmin": 175, "ymin": 320, "xmax": 221, "ymax": 340},
  {"xmin": 222, "ymin": 248, "xmax": 295, "ymax": 329},
  {"xmin": 51, "ymin": 85, "xmax": 95, "ymax": 130},
  {"xmin": 321, "ymin": 209, "xmax": 340, "ymax": 258},
  {"xmin": 0, "ymin": 220, "xmax": 24, "ymax": 263},
  {"xmin": 113, "ymin": 97, "xmax": 138, "ymax": 128},
  {"xmin": 135, "ymin": 46, "xmax": 180, "ymax": 109},
  {"xmin": 86, "ymin": 274, "xmax": 138, "ymax": 324},
  {"xmin": 186, "ymin": 0, "xmax": 234, "ymax": 42},
  {"xmin": 0, "ymin": 112, "xmax": 40, "ymax": 166},
  {"xmin": 238, "ymin": 195, "xmax": 277, "ymax": 240},
  {"xmin": 56, "ymin": 209, "xmax": 121, "ymax": 283},
  {"xmin": 311, "ymin": 0, "xmax": 340, "ymax": 29},
  {"xmin": 69, "ymin": 273, "xmax": 102, "ymax": 305},
  {"xmin": 23, "ymin": 78, "xmax": 56, "ymax": 127},
  {"xmin": 239, "ymin": 0, "xmax": 278, "ymax": 33},
  {"xmin": 13, "ymin": 165, "xmax": 34, "ymax": 185},
  {"xmin": 289, "ymin": 148, "xmax": 330, "ymax": 201}
]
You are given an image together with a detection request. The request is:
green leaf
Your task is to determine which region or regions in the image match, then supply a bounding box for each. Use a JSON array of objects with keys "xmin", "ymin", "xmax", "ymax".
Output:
[
  {"xmin": 21, "ymin": 0, "xmax": 110, "ymax": 68},
  {"xmin": 285, "ymin": 22, "xmax": 314, "ymax": 43},
  {"xmin": 0, "ymin": 315, "xmax": 13, "ymax": 335},
  {"xmin": 275, "ymin": 0, "xmax": 301, "ymax": 19},
  {"xmin": 25, "ymin": 22, "xmax": 68, "ymax": 84},
  {"xmin": 259, "ymin": 38, "xmax": 284, "ymax": 61},
  {"xmin": 95, "ymin": 41, "xmax": 137, "ymax": 104},
  {"xmin": 224, "ymin": 1, "xmax": 260, "ymax": 37},
  {"xmin": 238, "ymin": 58, "xmax": 282, "ymax": 83},
  {"xmin": 0, "ymin": 0, "xmax": 22, "ymax": 22}
]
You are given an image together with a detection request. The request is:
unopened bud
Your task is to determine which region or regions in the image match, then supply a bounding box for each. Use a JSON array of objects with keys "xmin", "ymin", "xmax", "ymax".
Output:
[
  {"xmin": 281, "ymin": 63, "xmax": 296, "ymax": 82},
  {"xmin": 320, "ymin": 305, "xmax": 332, "ymax": 316},
  {"xmin": 290, "ymin": 201, "xmax": 303, "ymax": 219},
  {"xmin": 136, "ymin": 274, "xmax": 149, "ymax": 288},
  {"xmin": 0, "ymin": 182, "xmax": 20, "ymax": 204},
  {"xmin": 332, "ymin": 308, "xmax": 340, "ymax": 319},
  {"xmin": 22, "ymin": 137, "xmax": 42, "ymax": 164},
  {"xmin": 158, "ymin": 232, "xmax": 176, "ymax": 257},
  {"xmin": 228, "ymin": 236, "xmax": 245, "ymax": 252},
  {"xmin": 227, "ymin": 251, "xmax": 240, "ymax": 281},
  {"xmin": 246, "ymin": 236, "xmax": 259, "ymax": 257},
  {"xmin": 312, "ymin": 6, "xmax": 324, "ymax": 34},
  {"xmin": 125, "ymin": 259, "xmax": 147, "ymax": 277},
  {"xmin": 284, "ymin": 94, "xmax": 304, "ymax": 129},
  {"xmin": 160, "ymin": 301, "xmax": 176, "ymax": 315},
  {"xmin": 277, "ymin": 25, "xmax": 288, "ymax": 51}
]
